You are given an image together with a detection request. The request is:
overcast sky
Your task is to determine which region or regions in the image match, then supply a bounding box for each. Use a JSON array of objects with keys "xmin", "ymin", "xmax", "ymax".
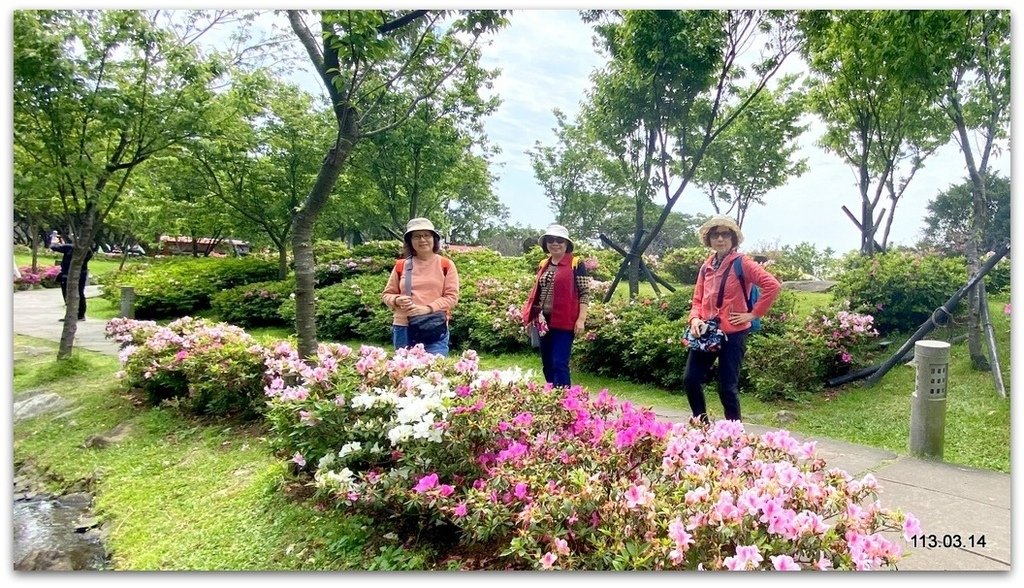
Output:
[{"xmin": 476, "ymin": 9, "xmax": 1013, "ymax": 255}]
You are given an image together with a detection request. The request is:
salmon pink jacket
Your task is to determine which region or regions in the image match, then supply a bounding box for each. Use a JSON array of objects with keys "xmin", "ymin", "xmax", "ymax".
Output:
[{"xmin": 689, "ymin": 251, "xmax": 781, "ymax": 335}]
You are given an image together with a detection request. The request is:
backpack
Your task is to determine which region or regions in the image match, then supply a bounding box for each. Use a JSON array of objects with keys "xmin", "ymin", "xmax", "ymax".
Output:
[{"xmin": 732, "ymin": 257, "xmax": 761, "ymax": 332}]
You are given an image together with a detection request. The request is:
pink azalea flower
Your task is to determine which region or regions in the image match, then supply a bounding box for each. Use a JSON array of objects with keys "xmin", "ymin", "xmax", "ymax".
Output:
[
  {"xmin": 540, "ymin": 552, "xmax": 557, "ymax": 569},
  {"xmin": 514, "ymin": 482, "xmax": 529, "ymax": 499},
  {"xmin": 770, "ymin": 555, "xmax": 801, "ymax": 570},
  {"xmin": 413, "ymin": 473, "xmax": 439, "ymax": 493},
  {"xmin": 291, "ymin": 452, "xmax": 305, "ymax": 467},
  {"xmin": 453, "ymin": 503, "xmax": 468, "ymax": 518},
  {"xmin": 815, "ymin": 552, "xmax": 834, "ymax": 570},
  {"xmin": 902, "ymin": 514, "xmax": 922, "ymax": 540}
]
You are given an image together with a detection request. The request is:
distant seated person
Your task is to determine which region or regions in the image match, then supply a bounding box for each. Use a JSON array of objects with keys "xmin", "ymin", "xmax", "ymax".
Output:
[{"xmin": 48, "ymin": 232, "xmax": 93, "ymax": 322}]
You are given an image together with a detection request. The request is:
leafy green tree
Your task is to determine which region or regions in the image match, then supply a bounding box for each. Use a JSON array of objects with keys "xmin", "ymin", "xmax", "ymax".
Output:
[
  {"xmin": 13, "ymin": 10, "xmax": 227, "ymax": 358},
  {"xmin": 527, "ymin": 109, "xmax": 623, "ymax": 242},
  {"xmin": 923, "ymin": 10, "xmax": 1010, "ymax": 370},
  {"xmin": 582, "ymin": 9, "xmax": 802, "ymax": 299},
  {"xmin": 800, "ymin": 10, "xmax": 950, "ymax": 255},
  {"xmin": 692, "ymin": 76, "xmax": 808, "ymax": 227},
  {"xmin": 921, "ymin": 174, "xmax": 1009, "ymax": 256},
  {"xmin": 285, "ymin": 10, "xmax": 507, "ymax": 358}
]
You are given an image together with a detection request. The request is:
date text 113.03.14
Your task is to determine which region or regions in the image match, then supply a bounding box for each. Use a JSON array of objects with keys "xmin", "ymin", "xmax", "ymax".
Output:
[{"xmin": 910, "ymin": 534, "xmax": 986, "ymax": 549}]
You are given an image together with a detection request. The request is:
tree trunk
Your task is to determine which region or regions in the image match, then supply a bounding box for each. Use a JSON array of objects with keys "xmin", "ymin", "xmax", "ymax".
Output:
[
  {"xmin": 277, "ymin": 242, "xmax": 289, "ymax": 280},
  {"xmin": 29, "ymin": 219, "xmax": 38, "ymax": 272},
  {"xmin": 292, "ymin": 139, "xmax": 356, "ymax": 360},
  {"xmin": 57, "ymin": 211, "xmax": 97, "ymax": 359}
]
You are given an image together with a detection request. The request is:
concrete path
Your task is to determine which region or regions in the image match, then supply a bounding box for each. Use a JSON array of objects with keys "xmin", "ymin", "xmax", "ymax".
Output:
[{"xmin": 10, "ymin": 286, "xmax": 1014, "ymax": 571}]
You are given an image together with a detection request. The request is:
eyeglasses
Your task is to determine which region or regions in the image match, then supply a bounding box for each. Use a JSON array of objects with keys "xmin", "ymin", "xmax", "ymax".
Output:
[
  {"xmin": 411, "ymin": 233, "xmax": 434, "ymax": 241},
  {"xmin": 707, "ymin": 229, "xmax": 732, "ymax": 240},
  {"xmin": 547, "ymin": 237, "xmax": 568, "ymax": 245}
]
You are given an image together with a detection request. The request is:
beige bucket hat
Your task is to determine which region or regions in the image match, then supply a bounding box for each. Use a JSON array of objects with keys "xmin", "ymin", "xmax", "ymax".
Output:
[
  {"xmin": 539, "ymin": 224, "xmax": 574, "ymax": 253},
  {"xmin": 404, "ymin": 217, "xmax": 441, "ymax": 241},
  {"xmin": 697, "ymin": 214, "xmax": 744, "ymax": 246}
]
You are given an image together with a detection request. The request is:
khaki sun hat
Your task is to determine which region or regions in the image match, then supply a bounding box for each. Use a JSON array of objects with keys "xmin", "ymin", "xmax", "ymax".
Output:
[
  {"xmin": 404, "ymin": 217, "xmax": 441, "ymax": 241},
  {"xmin": 539, "ymin": 223, "xmax": 574, "ymax": 253},
  {"xmin": 697, "ymin": 214, "xmax": 744, "ymax": 246}
]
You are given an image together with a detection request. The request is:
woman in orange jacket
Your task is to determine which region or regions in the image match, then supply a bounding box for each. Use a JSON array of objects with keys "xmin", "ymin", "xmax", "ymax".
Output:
[{"xmin": 685, "ymin": 215, "xmax": 780, "ymax": 423}]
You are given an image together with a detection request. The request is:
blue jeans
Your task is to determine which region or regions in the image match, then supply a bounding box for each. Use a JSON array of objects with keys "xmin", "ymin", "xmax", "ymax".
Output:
[
  {"xmin": 683, "ymin": 328, "xmax": 750, "ymax": 422},
  {"xmin": 539, "ymin": 327, "xmax": 575, "ymax": 387},
  {"xmin": 392, "ymin": 325, "xmax": 450, "ymax": 357}
]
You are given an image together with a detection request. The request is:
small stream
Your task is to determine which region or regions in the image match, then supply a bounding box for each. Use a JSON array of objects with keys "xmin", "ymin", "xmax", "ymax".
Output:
[{"xmin": 13, "ymin": 492, "xmax": 108, "ymax": 571}]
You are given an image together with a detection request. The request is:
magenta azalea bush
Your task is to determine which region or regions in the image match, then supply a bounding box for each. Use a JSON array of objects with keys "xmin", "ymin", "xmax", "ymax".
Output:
[
  {"xmin": 262, "ymin": 343, "xmax": 920, "ymax": 570},
  {"xmin": 14, "ymin": 265, "xmax": 62, "ymax": 290}
]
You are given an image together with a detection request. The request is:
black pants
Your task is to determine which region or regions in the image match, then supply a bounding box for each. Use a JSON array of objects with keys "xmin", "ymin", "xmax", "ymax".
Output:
[
  {"xmin": 683, "ymin": 328, "xmax": 750, "ymax": 422},
  {"xmin": 58, "ymin": 275, "xmax": 87, "ymax": 320}
]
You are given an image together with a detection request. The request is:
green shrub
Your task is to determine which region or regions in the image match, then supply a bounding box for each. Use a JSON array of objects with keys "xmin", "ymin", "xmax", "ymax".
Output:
[
  {"xmin": 832, "ymin": 251, "xmax": 967, "ymax": 334},
  {"xmin": 279, "ymin": 274, "xmax": 391, "ymax": 344},
  {"xmin": 742, "ymin": 332, "xmax": 834, "ymax": 402},
  {"xmin": 984, "ymin": 255, "xmax": 1010, "ymax": 294},
  {"xmin": 112, "ymin": 317, "xmax": 267, "ymax": 418},
  {"xmin": 350, "ymin": 240, "xmax": 403, "ymax": 261},
  {"xmin": 211, "ymin": 279, "xmax": 296, "ymax": 328},
  {"xmin": 660, "ymin": 247, "xmax": 708, "ymax": 285},
  {"xmin": 103, "ymin": 256, "xmax": 279, "ymax": 319}
]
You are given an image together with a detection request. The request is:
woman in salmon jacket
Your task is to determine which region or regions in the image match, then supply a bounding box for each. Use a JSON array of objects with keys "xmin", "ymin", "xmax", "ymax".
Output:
[{"xmin": 685, "ymin": 215, "xmax": 780, "ymax": 424}]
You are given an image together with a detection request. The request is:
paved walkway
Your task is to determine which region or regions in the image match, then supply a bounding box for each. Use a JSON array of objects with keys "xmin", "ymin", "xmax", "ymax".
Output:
[{"xmin": 10, "ymin": 287, "xmax": 1014, "ymax": 571}]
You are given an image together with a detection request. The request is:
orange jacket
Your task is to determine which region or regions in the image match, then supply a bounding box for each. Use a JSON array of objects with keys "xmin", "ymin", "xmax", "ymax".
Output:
[{"xmin": 689, "ymin": 251, "xmax": 781, "ymax": 335}]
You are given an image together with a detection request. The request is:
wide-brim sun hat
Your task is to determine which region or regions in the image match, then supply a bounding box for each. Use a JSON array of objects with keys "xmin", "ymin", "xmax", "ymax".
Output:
[
  {"xmin": 697, "ymin": 214, "xmax": 744, "ymax": 246},
  {"xmin": 539, "ymin": 223, "xmax": 574, "ymax": 253},
  {"xmin": 404, "ymin": 217, "xmax": 441, "ymax": 242}
]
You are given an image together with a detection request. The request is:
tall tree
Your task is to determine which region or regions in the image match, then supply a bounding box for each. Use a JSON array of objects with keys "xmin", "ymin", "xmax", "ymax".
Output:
[
  {"xmin": 800, "ymin": 10, "xmax": 950, "ymax": 255},
  {"xmin": 527, "ymin": 108, "xmax": 623, "ymax": 242},
  {"xmin": 584, "ymin": 9, "xmax": 801, "ymax": 299},
  {"xmin": 926, "ymin": 10, "xmax": 1010, "ymax": 370},
  {"xmin": 13, "ymin": 10, "xmax": 226, "ymax": 358},
  {"xmin": 285, "ymin": 10, "xmax": 506, "ymax": 359},
  {"xmin": 692, "ymin": 76, "xmax": 809, "ymax": 227}
]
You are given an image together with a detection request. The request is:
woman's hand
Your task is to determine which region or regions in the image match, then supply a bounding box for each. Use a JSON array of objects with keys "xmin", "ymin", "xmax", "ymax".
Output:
[
  {"xmin": 407, "ymin": 304, "xmax": 431, "ymax": 317},
  {"xmin": 574, "ymin": 318, "xmax": 585, "ymax": 336},
  {"xmin": 395, "ymin": 295, "xmax": 414, "ymax": 311},
  {"xmin": 689, "ymin": 317, "xmax": 706, "ymax": 338},
  {"xmin": 728, "ymin": 311, "xmax": 756, "ymax": 326}
]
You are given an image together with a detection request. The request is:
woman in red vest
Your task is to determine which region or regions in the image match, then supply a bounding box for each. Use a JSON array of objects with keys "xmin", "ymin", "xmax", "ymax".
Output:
[
  {"xmin": 521, "ymin": 224, "xmax": 590, "ymax": 386},
  {"xmin": 686, "ymin": 215, "xmax": 780, "ymax": 423}
]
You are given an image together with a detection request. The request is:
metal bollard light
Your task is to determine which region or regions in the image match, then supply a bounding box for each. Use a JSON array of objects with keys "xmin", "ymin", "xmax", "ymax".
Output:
[
  {"xmin": 120, "ymin": 286, "xmax": 136, "ymax": 319},
  {"xmin": 909, "ymin": 340, "xmax": 951, "ymax": 460}
]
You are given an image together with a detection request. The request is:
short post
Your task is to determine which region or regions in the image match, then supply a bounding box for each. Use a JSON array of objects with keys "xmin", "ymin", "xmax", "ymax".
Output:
[
  {"xmin": 120, "ymin": 286, "xmax": 135, "ymax": 318},
  {"xmin": 909, "ymin": 340, "xmax": 950, "ymax": 460}
]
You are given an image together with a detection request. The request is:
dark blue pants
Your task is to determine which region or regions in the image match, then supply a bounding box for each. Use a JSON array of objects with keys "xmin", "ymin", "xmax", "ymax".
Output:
[
  {"xmin": 392, "ymin": 325, "xmax": 449, "ymax": 357},
  {"xmin": 539, "ymin": 327, "xmax": 575, "ymax": 387},
  {"xmin": 683, "ymin": 328, "xmax": 749, "ymax": 422}
]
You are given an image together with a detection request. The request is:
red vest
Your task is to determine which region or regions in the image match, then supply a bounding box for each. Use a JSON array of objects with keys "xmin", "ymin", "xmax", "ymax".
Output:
[{"xmin": 521, "ymin": 255, "xmax": 580, "ymax": 331}]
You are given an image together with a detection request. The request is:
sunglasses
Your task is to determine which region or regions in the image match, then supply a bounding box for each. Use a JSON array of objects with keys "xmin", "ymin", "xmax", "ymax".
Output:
[
  {"xmin": 707, "ymin": 229, "xmax": 732, "ymax": 240},
  {"xmin": 547, "ymin": 237, "xmax": 568, "ymax": 245}
]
